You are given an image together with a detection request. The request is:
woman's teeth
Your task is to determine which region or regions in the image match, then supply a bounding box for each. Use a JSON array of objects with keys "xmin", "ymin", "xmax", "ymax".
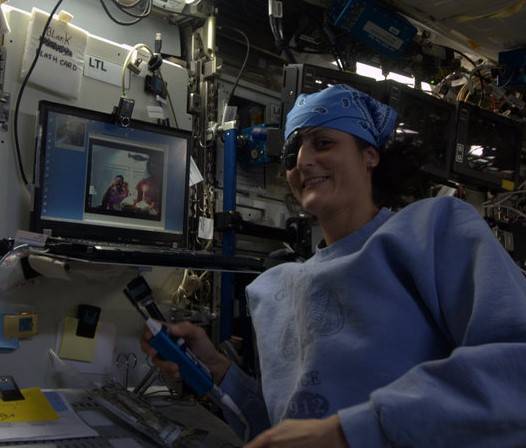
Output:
[{"xmin": 304, "ymin": 176, "xmax": 329, "ymax": 188}]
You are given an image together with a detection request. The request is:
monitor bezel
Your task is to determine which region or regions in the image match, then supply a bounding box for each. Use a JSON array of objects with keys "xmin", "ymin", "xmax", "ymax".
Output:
[{"xmin": 32, "ymin": 100, "xmax": 192, "ymax": 248}]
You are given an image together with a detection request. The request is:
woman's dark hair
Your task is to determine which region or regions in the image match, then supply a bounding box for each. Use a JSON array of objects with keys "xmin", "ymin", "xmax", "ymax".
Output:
[{"xmin": 354, "ymin": 136, "xmax": 432, "ymax": 209}]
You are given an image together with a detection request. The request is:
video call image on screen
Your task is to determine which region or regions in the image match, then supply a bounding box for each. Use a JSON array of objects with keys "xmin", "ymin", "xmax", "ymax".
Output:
[
  {"xmin": 54, "ymin": 114, "xmax": 87, "ymax": 150},
  {"xmin": 85, "ymin": 139, "xmax": 165, "ymax": 222},
  {"xmin": 41, "ymin": 111, "xmax": 188, "ymax": 235}
]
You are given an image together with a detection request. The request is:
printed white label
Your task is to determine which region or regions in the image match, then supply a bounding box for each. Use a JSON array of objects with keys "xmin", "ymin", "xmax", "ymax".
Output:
[
  {"xmin": 15, "ymin": 230, "xmax": 48, "ymax": 247},
  {"xmin": 84, "ymin": 55, "xmax": 129, "ymax": 88},
  {"xmin": 21, "ymin": 8, "xmax": 88, "ymax": 99},
  {"xmin": 146, "ymin": 105, "xmax": 165, "ymax": 120},
  {"xmin": 198, "ymin": 217, "xmax": 214, "ymax": 240},
  {"xmin": 363, "ymin": 21, "xmax": 404, "ymax": 51},
  {"xmin": 189, "ymin": 157, "xmax": 204, "ymax": 186}
]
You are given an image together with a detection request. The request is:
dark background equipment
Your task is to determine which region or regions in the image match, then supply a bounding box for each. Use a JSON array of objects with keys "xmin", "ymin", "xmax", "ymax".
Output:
[
  {"xmin": 452, "ymin": 102, "xmax": 523, "ymax": 191},
  {"xmin": 76, "ymin": 304, "xmax": 102, "ymax": 339},
  {"xmin": 215, "ymin": 212, "xmax": 312, "ymax": 260},
  {"xmin": 329, "ymin": 0, "xmax": 417, "ymax": 59},
  {"xmin": 44, "ymin": 239, "xmax": 264, "ymax": 273},
  {"xmin": 113, "ymin": 97, "xmax": 136, "ymax": 128},
  {"xmin": 376, "ymin": 79, "xmax": 456, "ymax": 181}
]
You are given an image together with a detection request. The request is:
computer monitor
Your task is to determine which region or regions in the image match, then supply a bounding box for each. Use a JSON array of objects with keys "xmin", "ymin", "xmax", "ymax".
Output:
[
  {"xmin": 32, "ymin": 101, "xmax": 191, "ymax": 247},
  {"xmin": 452, "ymin": 102, "xmax": 523, "ymax": 191}
]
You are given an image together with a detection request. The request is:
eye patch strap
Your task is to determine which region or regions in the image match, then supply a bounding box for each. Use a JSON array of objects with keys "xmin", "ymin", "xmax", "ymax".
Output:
[{"xmin": 281, "ymin": 130, "xmax": 301, "ymax": 170}]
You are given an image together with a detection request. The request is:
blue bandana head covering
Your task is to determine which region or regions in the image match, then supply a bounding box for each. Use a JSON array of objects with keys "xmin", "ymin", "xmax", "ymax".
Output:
[{"xmin": 284, "ymin": 84, "xmax": 398, "ymax": 149}]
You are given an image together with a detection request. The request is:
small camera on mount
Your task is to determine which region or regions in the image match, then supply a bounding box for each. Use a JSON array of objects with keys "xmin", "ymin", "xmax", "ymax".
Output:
[{"xmin": 113, "ymin": 97, "xmax": 135, "ymax": 127}]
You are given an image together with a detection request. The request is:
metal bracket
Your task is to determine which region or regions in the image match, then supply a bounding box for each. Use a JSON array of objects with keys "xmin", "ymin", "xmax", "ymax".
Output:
[{"xmin": 215, "ymin": 212, "xmax": 312, "ymax": 258}]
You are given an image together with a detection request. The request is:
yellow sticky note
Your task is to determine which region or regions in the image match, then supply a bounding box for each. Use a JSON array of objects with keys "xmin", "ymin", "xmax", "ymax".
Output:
[
  {"xmin": 0, "ymin": 388, "xmax": 58, "ymax": 423},
  {"xmin": 58, "ymin": 317, "xmax": 96, "ymax": 362},
  {"xmin": 501, "ymin": 179, "xmax": 515, "ymax": 192}
]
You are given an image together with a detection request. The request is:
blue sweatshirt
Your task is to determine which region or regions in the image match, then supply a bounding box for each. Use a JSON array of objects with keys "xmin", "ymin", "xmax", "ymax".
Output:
[{"xmin": 220, "ymin": 196, "xmax": 526, "ymax": 446}]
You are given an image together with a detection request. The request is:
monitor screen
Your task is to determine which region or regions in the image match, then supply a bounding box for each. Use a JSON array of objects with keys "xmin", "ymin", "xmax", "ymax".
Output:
[
  {"xmin": 463, "ymin": 113, "xmax": 518, "ymax": 179},
  {"xmin": 453, "ymin": 103, "xmax": 522, "ymax": 190},
  {"xmin": 33, "ymin": 101, "xmax": 191, "ymax": 247}
]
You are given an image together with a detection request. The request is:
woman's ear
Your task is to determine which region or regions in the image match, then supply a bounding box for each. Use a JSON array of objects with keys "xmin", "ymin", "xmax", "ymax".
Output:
[{"xmin": 364, "ymin": 146, "xmax": 380, "ymax": 169}]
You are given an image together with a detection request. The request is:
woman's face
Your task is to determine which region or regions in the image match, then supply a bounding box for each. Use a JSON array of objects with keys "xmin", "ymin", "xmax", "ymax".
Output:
[{"xmin": 286, "ymin": 128, "xmax": 378, "ymax": 219}]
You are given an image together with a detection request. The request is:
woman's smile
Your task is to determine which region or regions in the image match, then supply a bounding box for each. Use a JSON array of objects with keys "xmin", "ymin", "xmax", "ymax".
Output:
[{"xmin": 302, "ymin": 175, "xmax": 330, "ymax": 190}]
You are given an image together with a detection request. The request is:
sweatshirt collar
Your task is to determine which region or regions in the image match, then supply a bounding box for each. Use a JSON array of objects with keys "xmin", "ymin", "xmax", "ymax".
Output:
[{"xmin": 312, "ymin": 207, "xmax": 394, "ymax": 261}]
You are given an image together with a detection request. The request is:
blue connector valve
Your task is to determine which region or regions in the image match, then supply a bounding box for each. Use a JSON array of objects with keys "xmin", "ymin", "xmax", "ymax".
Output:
[{"xmin": 146, "ymin": 319, "xmax": 213, "ymax": 397}]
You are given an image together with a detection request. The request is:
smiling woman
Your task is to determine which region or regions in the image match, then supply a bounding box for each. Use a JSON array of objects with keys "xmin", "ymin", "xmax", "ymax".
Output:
[
  {"xmin": 285, "ymin": 127, "xmax": 380, "ymax": 245},
  {"xmin": 142, "ymin": 83, "xmax": 526, "ymax": 447},
  {"xmin": 281, "ymin": 84, "xmax": 397, "ymax": 245}
]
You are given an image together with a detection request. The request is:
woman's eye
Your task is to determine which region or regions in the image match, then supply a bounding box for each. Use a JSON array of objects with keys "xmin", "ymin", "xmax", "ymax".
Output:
[{"xmin": 315, "ymin": 139, "xmax": 333, "ymax": 149}]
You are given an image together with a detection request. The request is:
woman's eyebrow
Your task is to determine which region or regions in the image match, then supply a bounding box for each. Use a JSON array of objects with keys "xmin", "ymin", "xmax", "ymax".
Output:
[{"xmin": 301, "ymin": 129, "xmax": 333, "ymax": 140}]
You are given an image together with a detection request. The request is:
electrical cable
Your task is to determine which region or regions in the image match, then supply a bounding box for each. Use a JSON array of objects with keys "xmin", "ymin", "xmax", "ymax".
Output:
[
  {"xmin": 268, "ymin": 0, "xmax": 280, "ymax": 43},
  {"xmin": 272, "ymin": 17, "xmax": 296, "ymax": 63},
  {"xmin": 499, "ymin": 67, "xmax": 517, "ymax": 89},
  {"xmin": 100, "ymin": 0, "xmax": 142, "ymax": 25},
  {"xmin": 209, "ymin": 385, "xmax": 251, "ymax": 442},
  {"xmin": 121, "ymin": 43, "xmax": 154, "ymax": 96},
  {"xmin": 269, "ymin": 16, "xmax": 278, "ymax": 43},
  {"xmin": 110, "ymin": 0, "xmax": 152, "ymax": 19},
  {"xmin": 114, "ymin": 0, "xmax": 144, "ymax": 7},
  {"xmin": 486, "ymin": 204, "xmax": 526, "ymax": 220},
  {"xmin": 217, "ymin": 25, "xmax": 250, "ymax": 120},
  {"xmin": 13, "ymin": 0, "xmax": 64, "ymax": 187},
  {"xmin": 453, "ymin": 49, "xmax": 478, "ymax": 69},
  {"xmin": 482, "ymin": 181, "xmax": 526, "ymax": 207},
  {"xmin": 100, "ymin": 0, "xmax": 152, "ymax": 25},
  {"xmin": 0, "ymin": 244, "xmax": 30, "ymax": 268},
  {"xmin": 120, "ymin": 43, "xmax": 178, "ymax": 128},
  {"xmin": 452, "ymin": 50, "xmax": 492, "ymax": 100},
  {"xmin": 322, "ymin": 25, "xmax": 344, "ymax": 72},
  {"xmin": 483, "ymin": 191, "xmax": 526, "ymax": 208},
  {"xmin": 453, "ymin": 0, "xmax": 526, "ymax": 22},
  {"xmin": 276, "ymin": 17, "xmax": 285, "ymax": 42},
  {"xmin": 158, "ymin": 71, "xmax": 179, "ymax": 128}
]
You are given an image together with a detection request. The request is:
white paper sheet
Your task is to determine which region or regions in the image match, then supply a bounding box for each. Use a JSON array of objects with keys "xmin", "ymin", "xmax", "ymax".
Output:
[
  {"xmin": 20, "ymin": 8, "xmax": 88, "ymax": 99},
  {"xmin": 77, "ymin": 409, "xmax": 114, "ymax": 427}
]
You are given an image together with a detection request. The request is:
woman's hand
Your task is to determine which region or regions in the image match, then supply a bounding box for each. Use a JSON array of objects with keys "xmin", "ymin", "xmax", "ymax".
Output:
[
  {"xmin": 244, "ymin": 415, "xmax": 347, "ymax": 448},
  {"xmin": 140, "ymin": 321, "xmax": 232, "ymax": 384}
]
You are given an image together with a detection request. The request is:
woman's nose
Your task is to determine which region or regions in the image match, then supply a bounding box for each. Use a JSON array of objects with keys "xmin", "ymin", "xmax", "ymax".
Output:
[{"xmin": 295, "ymin": 143, "xmax": 315, "ymax": 169}]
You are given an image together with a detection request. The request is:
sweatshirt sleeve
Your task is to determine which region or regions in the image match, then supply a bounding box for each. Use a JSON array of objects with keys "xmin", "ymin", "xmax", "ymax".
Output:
[
  {"xmin": 339, "ymin": 198, "xmax": 526, "ymax": 447},
  {"xmin": 219, "ymin": 363, "xmax": 271, "ymax": 440}
]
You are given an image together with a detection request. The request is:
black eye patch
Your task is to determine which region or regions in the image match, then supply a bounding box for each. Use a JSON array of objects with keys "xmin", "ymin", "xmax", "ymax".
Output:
[{"xmin": 281, "ymin": 130, "xmax": 301, "ymax": 171}]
